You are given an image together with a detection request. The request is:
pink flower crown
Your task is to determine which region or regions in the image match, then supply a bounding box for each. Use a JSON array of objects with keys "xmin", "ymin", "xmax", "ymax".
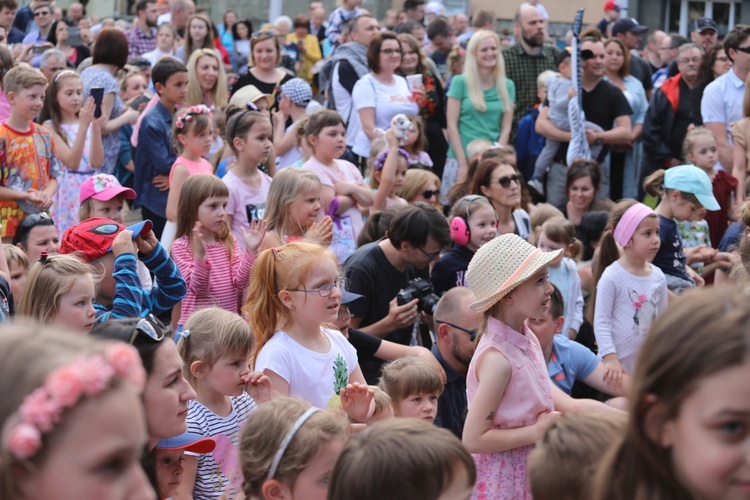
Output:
[
  {"xmin": 175, "ymin": 104, "xmax": 213, "ymax": 130},
  {"xmin": 2, "ymin": 343, "xmax": 146, "ymax": 460},
  {"xmin": 373, "ymin": 148, "xmax": 410, "ymax": 171}
]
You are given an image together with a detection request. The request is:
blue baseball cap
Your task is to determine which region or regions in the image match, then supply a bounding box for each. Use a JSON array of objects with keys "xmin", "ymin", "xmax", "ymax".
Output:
[
  {"xmin": 664, "ymin": 165, "xmax": 720, "ymax": 211},
  {"xmin": 156, "ymin": 432, "xmax": 216, "ymax": 453},
  {"xmin": 341, "ymin": 290, "xmax": 363, "ymax": 305}
]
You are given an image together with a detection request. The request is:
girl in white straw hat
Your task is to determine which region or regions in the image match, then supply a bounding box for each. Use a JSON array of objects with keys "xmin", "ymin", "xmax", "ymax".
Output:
[{"xmin": 461, "ymin": 233, "xmax": 620, "ymax": 499}]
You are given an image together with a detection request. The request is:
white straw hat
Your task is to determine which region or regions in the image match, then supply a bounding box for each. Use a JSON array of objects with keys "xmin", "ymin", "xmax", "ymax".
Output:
[{"xmin": 467, "ymin": 233, "xmax": 563, "ymax": 313}]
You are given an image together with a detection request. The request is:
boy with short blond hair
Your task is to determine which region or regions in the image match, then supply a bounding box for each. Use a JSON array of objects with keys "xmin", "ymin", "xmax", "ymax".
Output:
[{"xmin": 0, "ymin": 66, "xmax": 60, "ymax": 239}]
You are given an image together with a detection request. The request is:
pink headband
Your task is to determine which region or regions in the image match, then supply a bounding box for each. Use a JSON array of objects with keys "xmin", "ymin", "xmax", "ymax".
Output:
[{"xmin": 613, "ymin": 203, "xmax": 655, "ymax": 247}]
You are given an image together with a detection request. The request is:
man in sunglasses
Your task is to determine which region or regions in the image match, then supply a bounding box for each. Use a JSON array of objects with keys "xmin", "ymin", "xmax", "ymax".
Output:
[
  {"xmin": 536, "ymin": 36, "xmax": 632, "ymax": 208},
  {"xmin": 344, "ymin": 203, "xmax": 451, "ymax": 380},
  {"xmin": 432, "ymin": 287, "xmax": 482, "ymax": 439},
  {"xmin": 702, "ymin": 24, "xmax": 750, "ymax": 183},
  {"xmin": 21, "ymin": 1, "xmax": 52, "ymax": 45}
]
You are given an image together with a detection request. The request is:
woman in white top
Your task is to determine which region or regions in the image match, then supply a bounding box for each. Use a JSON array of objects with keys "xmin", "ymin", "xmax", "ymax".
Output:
[
  {"xmin": 352, "ymin": 31, "xmax": 422, "ymax": 161},
  {"xmin": 142, "ymin": 23, "xmax": 178, "ymax": 68}
]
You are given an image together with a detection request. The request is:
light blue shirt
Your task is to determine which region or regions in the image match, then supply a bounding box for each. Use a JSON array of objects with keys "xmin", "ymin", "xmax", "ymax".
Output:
[
  {"xmin": 702, "ymin": 68, "xmax": 745, "ymax": 170},
  {"xmin": 547, "ymin": 334, "xmax": 599, "ymax": 395}
]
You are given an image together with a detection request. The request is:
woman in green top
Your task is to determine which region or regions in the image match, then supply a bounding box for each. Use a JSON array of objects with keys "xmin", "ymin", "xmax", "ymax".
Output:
[{"xmin": 445, "ymin": 30, "xmax": 515, "ymax": 199}]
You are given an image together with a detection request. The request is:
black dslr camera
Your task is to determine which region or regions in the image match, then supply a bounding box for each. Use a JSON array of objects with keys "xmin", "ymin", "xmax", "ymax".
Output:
[{"xmin": 396, "ymin": 278, "xmax": 440, "ymax": 316}]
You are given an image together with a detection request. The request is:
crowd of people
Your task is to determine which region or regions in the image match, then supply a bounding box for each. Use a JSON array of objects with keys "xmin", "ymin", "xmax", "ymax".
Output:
[{"xmin": 1, "ymin": 0, "xmax": 750, "ymax": 498}]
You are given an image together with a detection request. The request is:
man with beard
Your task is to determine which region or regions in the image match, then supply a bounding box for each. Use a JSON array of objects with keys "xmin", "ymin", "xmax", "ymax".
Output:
[
  {"xmin": 535, "ymin": 37, "xmax": 632, "ymax": 207},
  {"xmin": 432, "ymin": 287, "xmax": 482, "ymax": 438},
  {"xmin": 503, "ymin": 5, "xmax": 559, "ymax": 141},
  {"xmin": 126, "ymin": 0, "xmax": 159, "ymax": 58}
]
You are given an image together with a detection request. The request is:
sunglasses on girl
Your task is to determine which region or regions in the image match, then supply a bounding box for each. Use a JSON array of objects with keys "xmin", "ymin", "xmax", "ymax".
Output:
[
  {"xmin": 494, "ymin": 174, "xmax": 522, "ymax": 188},
  {"xmin": 421, "ymin": 190, "xmax": 439, "ymax": 199},
  {"xmin": 129, "ymin": 314, "xmax": 168, "ymax": 344}
]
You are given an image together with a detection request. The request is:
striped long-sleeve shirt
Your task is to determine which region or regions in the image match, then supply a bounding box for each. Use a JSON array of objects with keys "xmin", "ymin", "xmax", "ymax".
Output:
[
  {"xmin": 94, "ymin": 243, "xmax": 187, "ymax": 322},
  {"xmin": 171, "ymin": 236, "xmax": 255, "ymax": 326}
]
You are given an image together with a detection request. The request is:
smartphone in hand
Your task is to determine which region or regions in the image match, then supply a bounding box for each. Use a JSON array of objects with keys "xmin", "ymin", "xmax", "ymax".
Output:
[{"xmin": 90, "ymin": 87, "xmax": 104, "ymax": 119}]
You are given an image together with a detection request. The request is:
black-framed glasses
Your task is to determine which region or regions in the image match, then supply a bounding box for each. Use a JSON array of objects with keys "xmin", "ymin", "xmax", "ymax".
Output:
[
  {"xmin": 716, "ymin": 56, "xmax": 729, "ymax": 61},
  {"xmin": 381, "ymin": 48, "xmax": 402, "ymax": 55},
  {"xmin": 421, "ymin": 189, "xmax": 439, "ymax": 199},
  {"xmin": 129, "ymin": 314, "xmax": 167, "ymax": 345},
  {"xmin": 288, "ymin": 277, "xmax": 348, "ymax": 297},
  {"xmin": 736, "ymin": 46, "xmax": 750, "ymax": 55},
  {"xmin": 494, "ymin": 174, "xmax": 522, "ymax": 188},
  {"xmin": 435, "ymin": 320, "xmax": 477, "ymax": 341},
  {"xmin": 252, "ymin": 30, "xmax": 276, "ymax": 39},
  {"xmin": 417, "ymin": 247, "xmax": 441, "ymax": 260},
  {"xmin": 34, "ymin": 10, "xmax": 50, "ymax": 16}
]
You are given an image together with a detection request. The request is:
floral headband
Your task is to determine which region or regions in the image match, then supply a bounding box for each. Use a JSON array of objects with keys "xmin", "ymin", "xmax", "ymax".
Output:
[
  {"xmin": 2, "ymin": 343, "xmax": 146, "ymax": 460},
  {"xmin": 175, "ymin": 105, "xmax": 213, "ymax": 130},
  {"xmin": 373, "ymin": 149, "xmax": 410, "ymax": 171}
]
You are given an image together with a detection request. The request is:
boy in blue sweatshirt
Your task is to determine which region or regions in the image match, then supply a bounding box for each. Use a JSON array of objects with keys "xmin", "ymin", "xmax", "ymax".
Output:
[{"xmin": 59, "ymin": 217, "xmax": 187, "ymax": 322}]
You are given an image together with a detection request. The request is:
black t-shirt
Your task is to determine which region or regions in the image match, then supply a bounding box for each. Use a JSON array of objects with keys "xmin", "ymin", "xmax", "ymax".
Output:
[
  {"xmin": 230, "ymin": 70, "xmax": 294, "ymax": 111},
  {"xmin": 653, "ymin": 215, "xmax": 690, "ymax": 281},
  {"xmin": 552, "ymin": 79, "xmax": 632, "ymax": 164},
  {"xmin": 346, "ymin": 327, "xmax": 382, "ymax": 385},
  {"xmin": 430, "ymin": 244, "xmax": 474, "ymax": 296},
  {"xmin": 628, "ymin": 56, "xmax": 654, "ymax": 94},
  {"xmin": 344, "ymin": 241, "xmax": 426, "ymax": 381}
]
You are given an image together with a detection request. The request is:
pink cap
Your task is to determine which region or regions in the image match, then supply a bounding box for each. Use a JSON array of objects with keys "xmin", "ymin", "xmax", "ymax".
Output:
[{"xmin": 80, "ymin": 174, "xmax": 136, "ymax": 203}]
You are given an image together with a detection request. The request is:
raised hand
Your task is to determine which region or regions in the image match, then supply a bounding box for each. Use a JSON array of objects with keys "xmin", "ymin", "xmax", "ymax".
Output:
[
  {"xmin": 340, "ymin": 382, "xmax": 375, "ymax": 423},
  {"xmin": 243, "ymin": 371, "xmax": 273, "ymax": 403},
  {"xmin": 191, "ymin": 221, "xmax": 208, "ymax": 261},
  {"xmin": 241, "ymin": 218, "xmax": 268, "ymax": 256}
]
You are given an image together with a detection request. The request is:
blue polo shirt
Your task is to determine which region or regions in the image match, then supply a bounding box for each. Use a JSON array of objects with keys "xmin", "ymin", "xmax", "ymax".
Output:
[{"xmin": 547, "ymin": 334, "xmax": 599, "ymax": 395}]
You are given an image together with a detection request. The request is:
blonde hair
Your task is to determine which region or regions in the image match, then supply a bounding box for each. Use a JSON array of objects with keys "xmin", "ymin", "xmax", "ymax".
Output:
[
  {"xmin": 18, "ymin": 254, "xmax": 100, "ymax": 326},
  {"xmin": 329, "ymin": 418, "xmax": 476, "ymax": 500},
  {"xmin": 186, "ymin": 48, "xmax": 228, "ymax": 108},
  {"xmin": 177, "ymin": 307, "xmax": 253, "ymax": 385},
  {"xmin": 3, "ymin": 244, "xmax": 28, "ymax": 271},
  {"xmin": 528, "ymin": 203, "xmax": 564, "ymax": 245},
  {"xmin": 539, "ymin": 216, "xmax": 583, "ymax": 261},
  {"xmin": 682, "ymin": 126, "xmax": 716, "ymax": 159},
  {"xmin": 245, "ymin": 242, "xmax": 338, "ymax": 366},
  {"xmin": 78, "ymin": 194, "xmax": 129, "ymax": 222},
  {"xmin": 378, "ymin": 357, "xmax": 444, "ymax": 409},
  {"xmin": 529, "ymin": 412, "xmax": 627, "ymax": 500},
  {"xmin": 398, "ymin": 169, "xmax": 441, "ymax": 203},
  {"xmin": 465, "ymin": 139, "xmax": 493, "ymax": 163},
  {"xmin": 463, "ymin": 30, "xmax": 512, "ymax": 113},
  {"xmin": 536, "ymin": 69, "xmax": 557, "ymax": 89},
  {"xmin": 0, "ymin": 324, "xmax": 139, "ymax": 498},
  {"xmin": 239, "ymin": 397, "xmax": 349, "ymax": 497},
  {"xmin": 264, "ymin": 169, "xmax": 322, "ymax": 238},
  {"xmin": 3, "ymin": 65, "xmax": 47, "ymax": 96},
  {"xmin": 370, "ymin": 386, "xmax": 393, "ymax": 418}
]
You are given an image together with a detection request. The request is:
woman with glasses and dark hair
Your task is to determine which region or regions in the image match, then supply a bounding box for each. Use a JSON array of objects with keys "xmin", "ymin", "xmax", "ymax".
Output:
[
  {"xmin": 13, "ymin": 212, "xmax": 59, "ymax": 263},
  {"xmin": 230, "ymin": 29, "xmax": 293, "ymax": 112},
  {"xmin": 91, "ymin": 315, "xmax": 197, "ymax": 450},
  {"xmin": 470, "ymin": 158, "xmax": 530, "ymax": 239},
  {"xmin": 351, "ymin": 31, "xmax": 421, "ymax": 170}
]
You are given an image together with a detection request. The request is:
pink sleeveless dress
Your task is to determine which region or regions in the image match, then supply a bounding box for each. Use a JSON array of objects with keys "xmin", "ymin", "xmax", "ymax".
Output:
[{"xmin": 466, "ymin": 317, "xmax": 554, "ymax": 500}]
